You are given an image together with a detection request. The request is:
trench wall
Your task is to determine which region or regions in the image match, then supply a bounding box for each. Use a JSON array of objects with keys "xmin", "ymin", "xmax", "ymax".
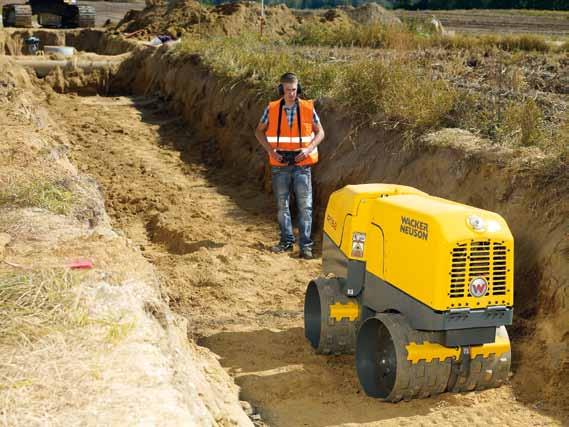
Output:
[
  {"xmin": 113, "ymin": 46, "xmax": 569, "ymax": 405},
  {"xmin": 0, "ymin": 28, "xmax": 135, "ymax": 56}
]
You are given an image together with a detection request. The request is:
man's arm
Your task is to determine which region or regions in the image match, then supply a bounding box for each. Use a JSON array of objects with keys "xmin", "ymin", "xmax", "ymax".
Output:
[
  {"xmin": 295, "ymin": 117, "xmax": 325, "ymax": 163},
  {"xmin": 255, "ymin": 121, "xmax": 283, "ymax": 164}
]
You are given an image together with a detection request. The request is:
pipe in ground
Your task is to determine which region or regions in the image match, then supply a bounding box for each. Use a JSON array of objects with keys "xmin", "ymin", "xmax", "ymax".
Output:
[{"xmin": 10, "ymin": 58, "xmax": 124, "ymax": 77}]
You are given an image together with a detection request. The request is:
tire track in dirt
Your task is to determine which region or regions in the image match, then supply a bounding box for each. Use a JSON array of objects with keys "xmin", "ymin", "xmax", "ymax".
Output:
[{"xmin": 47, "ymin": 92, "xmax": 564, "ymax": 426}]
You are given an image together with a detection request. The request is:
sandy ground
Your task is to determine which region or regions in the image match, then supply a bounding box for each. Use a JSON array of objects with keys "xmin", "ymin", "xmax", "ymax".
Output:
[{"xmin": 42, "ymin": 91, "xmax": 567, "ymax": 426}]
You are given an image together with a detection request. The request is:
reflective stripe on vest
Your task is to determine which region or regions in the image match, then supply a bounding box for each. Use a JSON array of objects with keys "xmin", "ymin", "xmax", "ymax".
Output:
[{"xmin": 265, "ymin": 98, "xmax": 319, "ymax": 167}]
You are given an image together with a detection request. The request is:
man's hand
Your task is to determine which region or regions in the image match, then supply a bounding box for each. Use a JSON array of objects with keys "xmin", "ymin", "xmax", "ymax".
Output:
[
  {"xmin": 295, "ymin": 146, "xmax": 314, "ymax": 163},
  {"xmin": 269, "ymin": 149, "xmax": 283, "ymax": 163}
]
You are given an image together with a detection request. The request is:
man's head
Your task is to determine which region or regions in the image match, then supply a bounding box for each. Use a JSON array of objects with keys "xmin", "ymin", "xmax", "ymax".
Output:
[{"xmin": 279, "ymin": 72, "xmax": 301, "ymax": 104}]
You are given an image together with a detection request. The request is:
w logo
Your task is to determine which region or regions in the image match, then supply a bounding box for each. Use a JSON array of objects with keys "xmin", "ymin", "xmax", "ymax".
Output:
[{"xmin": 469, "ymin": 277, "xmax": 488, "ymax": 298}]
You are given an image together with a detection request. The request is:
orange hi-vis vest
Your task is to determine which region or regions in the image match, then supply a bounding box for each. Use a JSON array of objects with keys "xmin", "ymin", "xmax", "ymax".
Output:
[{"xmin": 265, "ymin": 98, "xmax": 319, "ymax": 167}]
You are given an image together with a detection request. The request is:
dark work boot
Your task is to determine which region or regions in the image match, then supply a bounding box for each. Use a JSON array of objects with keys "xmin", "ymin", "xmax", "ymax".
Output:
[{"xmin": 271, "ymin": 242, "xmax": 293, "ymax": 253}]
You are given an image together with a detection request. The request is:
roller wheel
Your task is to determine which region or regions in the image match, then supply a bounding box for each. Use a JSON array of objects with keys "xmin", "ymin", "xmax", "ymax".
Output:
[
  {"xmin": 65, "ymin": 4, "xmax": 95, "ymax": 28},
  {"xmin": 304, "ymin": 277, "xmax": 361, "ymax": 355},
  {"xmin": 356, "ymin": 313, "xmax": 452, "ymax": 402},
  {"xmin": 447, "ymin": 326, "xmax": 511, "ymax": 392}
]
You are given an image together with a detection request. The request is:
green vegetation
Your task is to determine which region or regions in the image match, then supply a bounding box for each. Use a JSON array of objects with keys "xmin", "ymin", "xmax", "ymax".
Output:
[
  {"xmin": 0, "ymin": 180, "xmax": 73, "ymax": 215},
  {"xmin": 391, "ymin": 0, "xmax": 569, "ymax": 11},
  {"xmin": 176, "ymin": 36, "xmax": 455, "ymax": 131},
  {"xmin": 202, "ymin": 0, "xmax": 569, "ymax": 11},
  {"xmin": 104, "ymin": 320, "xmax": 136, "ymax": 344},
  {"xmin": 293, "ymin": 19, "xmax": 559, "ymax": 53},
  {"xmin": 0, "ymin": 269, "xmax": 84, "ymax": 345},
  {"xmin": 175, "ymin": 32, "xmax": 567, "ymax": 155},
  {"xmin": 331, "ymin": 60, "xmax": 457, "ymax": 130},
  {"xmin": 499, "ymin": 99, "xmax": 543, "ymax": 147}
]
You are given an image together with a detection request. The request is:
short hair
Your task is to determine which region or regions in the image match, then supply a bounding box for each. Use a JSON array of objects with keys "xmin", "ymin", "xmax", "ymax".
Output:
[{"xmin": 280, "ymin": 72, "xmax": 298, "ymax": 84}]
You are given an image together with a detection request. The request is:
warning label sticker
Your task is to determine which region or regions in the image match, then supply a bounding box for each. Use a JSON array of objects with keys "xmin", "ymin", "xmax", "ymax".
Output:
[{"xmin": 351, "ymin": 232, "xmax": 366, "ymax": 257}]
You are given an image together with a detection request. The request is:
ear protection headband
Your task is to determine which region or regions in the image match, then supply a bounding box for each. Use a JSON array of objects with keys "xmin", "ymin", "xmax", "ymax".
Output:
[{"xmin": 277, "ymin": 72, "xmax": 303, "ymax": 97}]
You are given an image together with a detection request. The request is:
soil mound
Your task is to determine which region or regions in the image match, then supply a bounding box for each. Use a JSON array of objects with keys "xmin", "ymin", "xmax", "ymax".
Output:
[
  {"xmin": 340, "ymin": 3, "xmax": 401, "ymax": 26},
  {"xmin": 116, "ymin": 0, "xmax": 298, "ymax": 38},
  {"xmin": 115, "ymin": 0, "xmax": 402, "ymax": 40}
]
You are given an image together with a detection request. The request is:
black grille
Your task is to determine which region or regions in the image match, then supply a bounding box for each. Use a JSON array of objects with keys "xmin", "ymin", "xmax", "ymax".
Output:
[{"xmin": 449, "ymin": 240, "xmax": 508, "ymax": 298}]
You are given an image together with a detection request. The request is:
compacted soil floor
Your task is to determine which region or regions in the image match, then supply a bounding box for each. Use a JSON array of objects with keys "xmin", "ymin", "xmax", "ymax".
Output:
[{"xmin": 47, "ymin": 92, "xmax": 566, "ymax": 426}]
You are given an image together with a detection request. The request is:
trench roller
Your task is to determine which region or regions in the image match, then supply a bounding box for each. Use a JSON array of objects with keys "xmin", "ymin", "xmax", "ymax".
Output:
[{"xmin": 304, "ymin": 184, "xmax": 513, "ymax": 401}]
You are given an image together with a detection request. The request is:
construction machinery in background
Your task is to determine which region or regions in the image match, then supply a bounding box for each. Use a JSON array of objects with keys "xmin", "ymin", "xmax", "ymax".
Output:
[
  {"xmin": 304, "ymin": 184, "xmax": 513, "ymax": 401},
  {"xmin": 2, "ymin": 0, "xmax": 95, "ymax": 28}
]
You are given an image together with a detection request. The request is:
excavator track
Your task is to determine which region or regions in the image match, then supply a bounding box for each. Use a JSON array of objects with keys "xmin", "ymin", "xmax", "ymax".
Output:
[
  {"xmin": 355, "ymin": 314, "xmax": 511, "ymax": 402},
  {"xmin": 76, "ymin": 4, "xmax": 95, "ymax": 28},
  {"xmin": 3, "ymin": 4, "xmax": 32, "ymax": 27}
]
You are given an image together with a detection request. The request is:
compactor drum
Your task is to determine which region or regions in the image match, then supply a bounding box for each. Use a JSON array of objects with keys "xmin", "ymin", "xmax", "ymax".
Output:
[
  {"xmin": 2, "ymin": 0, "xmax": 95, "ymax": 28},
  {"xmin": 304, "ymin": 184, "xmax": 513, "ymax": 401}
]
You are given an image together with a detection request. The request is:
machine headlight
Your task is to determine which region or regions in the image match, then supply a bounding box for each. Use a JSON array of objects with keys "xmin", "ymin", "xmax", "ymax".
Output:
[{"xmin": 467, "ymin": 215, "xmax": 486, "ymax": 232}]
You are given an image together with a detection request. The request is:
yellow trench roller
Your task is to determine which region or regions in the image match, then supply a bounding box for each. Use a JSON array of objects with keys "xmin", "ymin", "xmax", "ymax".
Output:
[{"xmin": 304, "ymin": 184, "xmax": 513, "ymax": 402}]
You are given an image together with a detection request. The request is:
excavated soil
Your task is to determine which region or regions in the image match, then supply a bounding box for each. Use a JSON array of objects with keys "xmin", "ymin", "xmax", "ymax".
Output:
[{"xmin": 39, "ymin": 83, "xmax": 567, "ymax": 425}]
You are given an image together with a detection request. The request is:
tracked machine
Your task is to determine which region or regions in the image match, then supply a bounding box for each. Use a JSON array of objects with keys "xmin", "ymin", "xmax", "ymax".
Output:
[
  {"xmin": 2, "ymin": 0, "xmax": 95, "ymax": 28},
  {"xmin": 304, "ymin": 184, "xmax": 513, "ymax": 401}
]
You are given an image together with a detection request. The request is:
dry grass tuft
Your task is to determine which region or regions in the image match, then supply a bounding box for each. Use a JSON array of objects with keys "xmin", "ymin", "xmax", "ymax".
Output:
[
  {"xmin": 499, "ymin": 99, "xmax": 544, "ymax": 147},
  {"xmin": 293, "ymin": 22, "xmax": 418, "ymax": 50},
  {"xmin": 0, "ymin": 269, "xmax": 84, "ymax": 346},
  {"xmin": 553, "ymin": 113, "xmax": 569, "ymax": 161},
  {"xmin": 332, "ymin": 59, "xmax": 456, "ymax": 130}
]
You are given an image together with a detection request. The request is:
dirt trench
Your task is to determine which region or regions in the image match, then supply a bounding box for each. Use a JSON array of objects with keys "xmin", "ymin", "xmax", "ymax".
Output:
[
  {"xmin": 8, "ymin": 41, "xmax": 557, "ymax": 425},
  {"xmin": 5, "ymin": 27, "xmax": 567, "ymax": 424},
  {"xmin": 110, "ymin": 44, "xmax": 569, "ymax": 409},
  {"xmin": 41, "ymin": 89, "xmax": 564, "ymax": 427}
]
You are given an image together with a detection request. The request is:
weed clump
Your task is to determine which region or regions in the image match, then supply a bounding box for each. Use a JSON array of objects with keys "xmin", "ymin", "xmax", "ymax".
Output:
[
  {"xmin": 0, "ymin": 180, "xmax": 73, "ymax": 215},
  {"xmin": 332, "ymin": 60, "xmax": 456, "ymax": 130},
  {"xmin": 499, "ymin": 99, "xmax": 544, "ymax": 147}
]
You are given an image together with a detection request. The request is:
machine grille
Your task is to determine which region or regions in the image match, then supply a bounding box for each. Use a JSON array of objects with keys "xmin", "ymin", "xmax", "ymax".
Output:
[{"xmin": 449, "ymin": 240, "xmax": 508, "ymax": 298}]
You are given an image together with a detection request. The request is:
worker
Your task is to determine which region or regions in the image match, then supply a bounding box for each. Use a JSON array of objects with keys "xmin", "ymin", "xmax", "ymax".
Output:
[{"xmin": 255, "ymin": 72, "xmax": 325, "ymax": 259}]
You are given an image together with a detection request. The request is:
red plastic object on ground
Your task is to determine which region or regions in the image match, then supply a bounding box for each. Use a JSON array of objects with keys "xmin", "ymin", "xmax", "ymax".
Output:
[{"xmin": 68, "ymin": 260, "xmax": 94, "ymax": 269}]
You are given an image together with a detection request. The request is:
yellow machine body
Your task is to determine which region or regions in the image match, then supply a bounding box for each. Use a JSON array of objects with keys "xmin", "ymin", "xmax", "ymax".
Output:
[
  {"xmin": 323, "ymin": 183, "xmax": 513, "ymax": 311},
  {"xmin": 306, "ymin": 184, "xmax": 514, "ymax": 401}
]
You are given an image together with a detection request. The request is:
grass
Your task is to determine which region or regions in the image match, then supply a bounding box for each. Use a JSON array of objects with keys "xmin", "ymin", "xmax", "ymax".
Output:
[
  {"xmin": 105, "ymin": 319, "xmax": 136, "ymax": 344},
  {"xmin": 498, "ymin": 99, "xmax": 544, "ymax": 147},
  {"xmin": 0, "ymin": 179, "xmax": 73, "ymax": 215},
  {"xmin": 0, "ymin": 269, "xmax": 84, "ymax": 345},
  {"xmin": 292, "ymin": 18, "xmax": 559, "ymax": 53},
  {"xmin": 174, "ymin": 30, "xmax": 567, "ymax": 156},
  {"xmin": 175, "ymin": 35, "xmax": 455, "ymax": 131},
  {"xmin": 330, "ymin": 59, "xmax": 457, "ymax": 130}
]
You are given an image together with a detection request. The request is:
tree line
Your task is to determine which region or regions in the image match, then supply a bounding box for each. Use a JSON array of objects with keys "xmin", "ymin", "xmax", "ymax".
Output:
[
  {"xmin": 391, "ymin": 0, "xmax": 568, "ymax": 9},
  {"xmin": 204, "ymin": 0, "xmax": 569, "ymax": 10}
]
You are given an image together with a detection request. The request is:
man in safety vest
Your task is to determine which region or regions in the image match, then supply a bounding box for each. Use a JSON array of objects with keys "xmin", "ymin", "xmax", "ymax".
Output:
[{"xmin": 254, "ymin": 72, "xmax": 325, "ymax": 259}]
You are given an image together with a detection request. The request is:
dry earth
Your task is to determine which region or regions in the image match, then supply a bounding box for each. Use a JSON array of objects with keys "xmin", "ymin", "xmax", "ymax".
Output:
[
  {"xmin": 0, "ymin": 57, "xmax": 251, "ymax": 426},
  {"xmin": 1, "ymin": 2, "xmax": 569, "ymax": 425},
  {"xmin": 40, "ymin": 86, "xmax": 566, "ymax": 426}
]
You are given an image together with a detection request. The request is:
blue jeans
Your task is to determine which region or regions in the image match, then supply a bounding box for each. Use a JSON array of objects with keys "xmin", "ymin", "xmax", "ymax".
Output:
[{"xmin": 271, "ymin": 165, "xmax": 313, "ymax": 250}]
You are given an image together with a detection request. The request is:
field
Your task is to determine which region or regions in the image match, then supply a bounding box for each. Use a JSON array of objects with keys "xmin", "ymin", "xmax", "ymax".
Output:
[{"xmin": 395, "ymin": 9, "xmax": 569, "ymax": 36}]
